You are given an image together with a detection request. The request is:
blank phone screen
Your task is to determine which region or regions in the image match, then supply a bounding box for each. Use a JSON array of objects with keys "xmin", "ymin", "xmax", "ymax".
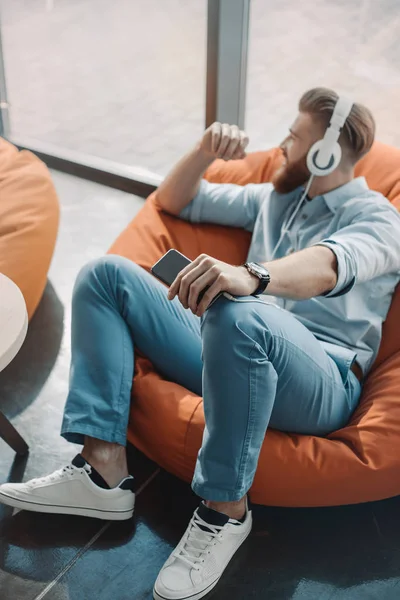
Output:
[{"xmin": 151, "ymin": 250, "xmax": 191, "ymax": 287}]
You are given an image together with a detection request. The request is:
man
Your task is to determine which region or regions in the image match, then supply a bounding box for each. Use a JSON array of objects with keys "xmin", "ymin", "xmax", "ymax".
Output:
[{"xmin": 1, "ymin": 87, "xmax": 400, "ymax": 600}]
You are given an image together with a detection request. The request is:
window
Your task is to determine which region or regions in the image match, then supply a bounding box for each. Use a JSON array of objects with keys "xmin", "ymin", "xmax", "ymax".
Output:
[
  {"xmin": 246, "ymin": 0, "xmax": 400, "ymax": 151},
  {"xmin": 1, "ymin": 0, "xmax": 207, "ymax": 175}
]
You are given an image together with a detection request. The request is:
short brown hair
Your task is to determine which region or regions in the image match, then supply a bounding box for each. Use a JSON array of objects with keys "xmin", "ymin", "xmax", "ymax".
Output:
[{"xmin": 299, "ymin": 87, "xmax": 376, "ymax": 164}]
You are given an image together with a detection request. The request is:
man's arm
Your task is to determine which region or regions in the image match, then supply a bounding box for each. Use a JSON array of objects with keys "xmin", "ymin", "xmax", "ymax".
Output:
[
  {"xmin": 316, "ymin": 203, "xmax": 400, "ymax": 297},
  {"xmin": 262, "ymin": 245, "xmax": 337, "ymax": 300},
  {"xmin": 156, "ymin": 123, "xmax": 249, "ymax": 216},
  {"xmin": 168, "ymin": 200, "xmax": 400, "ymax": 316},
  {"xmin": 169, "ymin": 246, "xmax": 337, "ymax": 316},
  {"xmin": 266, "ymin": 201, "xmax": 400, "ymax": 301}
]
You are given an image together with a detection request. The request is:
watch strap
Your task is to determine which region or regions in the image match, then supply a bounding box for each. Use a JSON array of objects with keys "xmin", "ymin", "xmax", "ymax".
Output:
[
  {"xmin": 252, "ymin": 279, "xmax": 269, "ymax": 296},
  {"xmin": 244, "ymin": 262, "xmax": 270, "ymax": 296}
]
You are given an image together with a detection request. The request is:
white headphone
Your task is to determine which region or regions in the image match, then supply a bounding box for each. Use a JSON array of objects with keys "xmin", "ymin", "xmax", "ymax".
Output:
[
  {"xmin": 271, "ymin": 96, "xmax": 354, "ymax": 261},
  {"xmin": 306, "ymin": 96, "xmax": 353, "ymax": 177}
]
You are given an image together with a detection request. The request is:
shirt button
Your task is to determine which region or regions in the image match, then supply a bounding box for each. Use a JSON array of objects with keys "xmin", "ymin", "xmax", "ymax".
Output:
[
  {"xmin": 287, "ymin": 247, "xmax": 294, "ymax": 254},
  {"xmin": 301, "ymin": 214, "xmax": 308, "ymax": 220}
]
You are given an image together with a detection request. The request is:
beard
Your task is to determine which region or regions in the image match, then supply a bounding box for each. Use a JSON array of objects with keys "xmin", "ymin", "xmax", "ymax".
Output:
[{"xmin": 272, "ymin": 153, "xmax": 310, "ymax": 194}]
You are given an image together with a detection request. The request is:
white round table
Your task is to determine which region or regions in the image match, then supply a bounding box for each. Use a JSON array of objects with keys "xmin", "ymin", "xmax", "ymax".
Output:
[{"xmin": 0, "ymin": 273, "xmax": 29, "ymax": 454}]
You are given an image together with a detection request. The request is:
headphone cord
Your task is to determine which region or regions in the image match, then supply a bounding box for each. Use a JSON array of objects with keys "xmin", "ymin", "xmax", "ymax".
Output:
[{"xmin": 271, "ymin": 174, "xmax": 315, "ymax": 260}]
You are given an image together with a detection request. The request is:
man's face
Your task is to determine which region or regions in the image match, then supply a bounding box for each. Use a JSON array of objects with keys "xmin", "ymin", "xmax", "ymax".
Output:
[{"xmin": 272, "ymin": 112, "xmax": 324, "ymax": 194}]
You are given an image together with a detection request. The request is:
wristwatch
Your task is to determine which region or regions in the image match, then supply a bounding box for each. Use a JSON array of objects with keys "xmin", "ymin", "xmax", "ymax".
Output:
[{"xmin": 243, "ymin": 262, "xmax": 271, "ymax": 296}]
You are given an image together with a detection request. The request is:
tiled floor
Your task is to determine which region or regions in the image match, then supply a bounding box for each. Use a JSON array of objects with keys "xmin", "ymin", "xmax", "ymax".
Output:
[
  {"xmin": 1, "ymin": 0, "xmax": 400, "ymax": 175},
  {"xmin": 1, "ymin": 172, "xmax": 400, "ymax": 600}
]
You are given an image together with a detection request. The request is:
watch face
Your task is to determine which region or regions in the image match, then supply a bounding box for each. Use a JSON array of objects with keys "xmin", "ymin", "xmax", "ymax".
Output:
[{"xmin": 249, "ymin": 263, "xmax": 268, "ymax": 278}]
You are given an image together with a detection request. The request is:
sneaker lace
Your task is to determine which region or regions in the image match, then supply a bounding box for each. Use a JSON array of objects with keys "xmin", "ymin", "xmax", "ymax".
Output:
[
  {"xmin": 28, "ymin": 463, "xmax": 90, "ymax": 486},
  {"xmin": 172, "ymin": 510, "xmax": 225, "ymax": 570}
]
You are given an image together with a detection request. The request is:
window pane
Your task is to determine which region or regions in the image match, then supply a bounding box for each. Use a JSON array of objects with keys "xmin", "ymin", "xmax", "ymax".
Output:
[
  {"xmin": 1, "ymin": 0, "xmax": 206, "ymax": 174},
  {"xmin": 246, "ymin": 0, "xmax": 400, "ymax": 151}
]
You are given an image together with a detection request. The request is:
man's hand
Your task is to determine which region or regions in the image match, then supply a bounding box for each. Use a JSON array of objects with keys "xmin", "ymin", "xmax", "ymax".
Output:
[
  {"xmin": 200, "ymin": 122, "xmax": 249, "ymax": 161},
  {"xmin": 168, "ymin": 254, "xmax": 258, "ymax": 317},
  {"xmin": 156, "ymin": 123, "xmax": 249, "ymax": 216}
]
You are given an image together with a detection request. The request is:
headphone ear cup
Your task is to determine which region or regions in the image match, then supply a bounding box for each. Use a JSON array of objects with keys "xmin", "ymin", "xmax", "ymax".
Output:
[{"xmin": 307, "ymin": 141, "xmax": 342, "ymax": 177}]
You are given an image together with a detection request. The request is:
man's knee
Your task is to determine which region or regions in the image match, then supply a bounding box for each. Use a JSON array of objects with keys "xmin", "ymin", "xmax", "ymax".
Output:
[
  {"xmin": 73, "ymin": 255, "xmax": 139, "ymax": 300},
  {"xmin": 201, "ymin": 297, "xmax": 279, "ymax": 352}
]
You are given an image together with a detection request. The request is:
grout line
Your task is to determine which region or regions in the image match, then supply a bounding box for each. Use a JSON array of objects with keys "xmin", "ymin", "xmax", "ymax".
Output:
[
  {"xmin": 33, "ymin": 467, "xmax": 161, "ymax": 600},
  {"xmin": 134, "ymin": 467, "xmax": 161, "ymax": 496},
  {"xmin": 33, "ymin": 521, "xmax": 111, "ymax": 600}
]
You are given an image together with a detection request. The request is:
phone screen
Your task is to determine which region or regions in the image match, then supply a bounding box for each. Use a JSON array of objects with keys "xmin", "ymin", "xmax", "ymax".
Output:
[
  {"xmin": 151, "ymin": 249, "xmax": 227, "ymax": 309},
  {"xmin": 151, "ymin": 249, "xmax": 191, "ymax": 287}
]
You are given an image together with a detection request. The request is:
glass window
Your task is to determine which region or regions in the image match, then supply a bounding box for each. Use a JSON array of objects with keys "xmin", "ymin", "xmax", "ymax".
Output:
[
  {"xmin": 246, "ymin": 0, "xmax": 400, "ymax": 151},
  {"xmin": 1, "ymin": 0, "xmax": 206, "ymax": 175}
]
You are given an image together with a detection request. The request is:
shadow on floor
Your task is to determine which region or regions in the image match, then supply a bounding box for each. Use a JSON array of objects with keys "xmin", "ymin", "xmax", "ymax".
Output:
[
  {"xmin": 0, "ymin": 281, "xmax": 64, "ymax": 419},
  {"xmin": 136, "ymin": 471, "xmax": 400, "ymax": 598},
  {"xmin": 4, "ymin": 468, "xmax": 396, "ymax": 600}
]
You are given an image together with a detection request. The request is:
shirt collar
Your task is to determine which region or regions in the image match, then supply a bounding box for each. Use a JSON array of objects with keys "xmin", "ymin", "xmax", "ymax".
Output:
[{"xmin": 318, "ymin": 177, "xmax": 369, "ymax": 213}]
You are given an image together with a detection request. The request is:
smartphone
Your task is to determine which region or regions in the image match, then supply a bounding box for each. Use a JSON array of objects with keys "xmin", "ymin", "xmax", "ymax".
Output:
[
  {"xmin": 151, "ymin": 249, "xmax": 227, "ymax": 308},
  {"xmin": 151, "ymin": 249, "xmax": 191, "ymax": 287}
]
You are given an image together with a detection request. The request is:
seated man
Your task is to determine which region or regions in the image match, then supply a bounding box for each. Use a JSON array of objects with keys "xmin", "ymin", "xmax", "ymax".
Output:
[{"xmin": 1, "ymin": 87, "xmax": 400, "ymax": 600}]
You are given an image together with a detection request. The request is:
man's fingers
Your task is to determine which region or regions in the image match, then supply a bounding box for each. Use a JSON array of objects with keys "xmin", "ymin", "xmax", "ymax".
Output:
[
  {"xmin": 240, "ymin": 131, "xmax": 250, "ymax": 151},
  {"xmin": 179, "ymin": 260, "xmax": 211, "ymax": 308},
  {"xmin": 211, "ymin": 122, "xmax": 222, "ymax": 154},
  {"xmin": 205, "ymin": 123, "xmax": 248, "ymax": 160},
  {"xmin": 230, "ymin": 131, "xmax": 249, "ymax": 160},
  {"xmin": 169, "ymin": 265, "xmax": 192, "ymax": 299},
  {"xmin": 196, "ymin": 279, "xmax": 224, "ymax": 316},
  {"xmin": 222, "ymin": 125, "xmax": 241, "ymax": 160},
  {"xmin": 168, "ymin": 254, "xmax": 218, "ymax": 311},
  {"xmin": 168, "ymin": 255, "xmax": 205, "ymax": 299},
  {"xmin": 216, "ymin": 123, "xmax": 232, "ymax": 157},
  {"xmin": 216, "ymin": 127, "xmax": 249, "ymax": 161},
  {"xmin": 169, "ymin": 269, "xmax": 186, "ymax": 299},
  {"xmin": 188, "ymin": 267, "xmax": 219, "ymax": 312},
  {"xmin": 232, "ymin": 147, "xmax": 246, "ymax": 160}
]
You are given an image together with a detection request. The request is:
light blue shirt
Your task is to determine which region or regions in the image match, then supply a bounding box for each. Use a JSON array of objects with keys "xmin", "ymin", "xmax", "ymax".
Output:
[{"xmin": 180, "ymin": 177, "xmax": 400, "ymax": 376}]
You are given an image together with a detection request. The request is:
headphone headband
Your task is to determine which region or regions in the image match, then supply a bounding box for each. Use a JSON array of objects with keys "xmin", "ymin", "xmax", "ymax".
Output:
[{"xmin": 329, "ymin": 96, "xmax": 353, "ymax": 131}]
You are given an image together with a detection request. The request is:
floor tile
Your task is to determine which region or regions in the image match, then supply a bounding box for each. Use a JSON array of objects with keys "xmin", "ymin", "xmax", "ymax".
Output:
[{"xmin": 369, "ymin": 495, "xmax": 400, "ymax": 551}]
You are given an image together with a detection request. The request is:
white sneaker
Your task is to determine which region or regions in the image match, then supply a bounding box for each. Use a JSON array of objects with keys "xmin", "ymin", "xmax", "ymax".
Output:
[
  {"xmin": 153, "ymin": 500, "xmax": 252, "ymax": 600},
  {"xmin": 0, "ymin": 454, "xmax": 135, "ymax": 520}
]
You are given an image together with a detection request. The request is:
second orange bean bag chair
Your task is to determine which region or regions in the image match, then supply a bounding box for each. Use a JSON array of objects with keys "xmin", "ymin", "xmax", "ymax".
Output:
[
  {"xmin": 109, "ymin": 142, "xmax": 400, "ymax": 507},
  {"xmin": 0, "ymin": 138, "xmax": 59, "ymax": 319}
]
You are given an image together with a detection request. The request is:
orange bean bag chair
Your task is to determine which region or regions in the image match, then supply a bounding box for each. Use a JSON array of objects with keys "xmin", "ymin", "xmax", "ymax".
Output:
[
  {"xmin": 109, "ymin": 142, "xmax": 400, "ymax": 507},
  {"xmin": 0, "ymin": 138, "xmax": 59, "ymax": 319}
]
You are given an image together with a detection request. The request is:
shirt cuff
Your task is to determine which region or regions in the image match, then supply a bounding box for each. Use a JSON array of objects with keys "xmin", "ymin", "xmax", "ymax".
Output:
[
  {"xmin": 179, "ymin": 180, "xmax": 208, "ymax": 223},
  {"xmin": 316, "ymin": 239, "xmax": 356, "ymax": 298}
]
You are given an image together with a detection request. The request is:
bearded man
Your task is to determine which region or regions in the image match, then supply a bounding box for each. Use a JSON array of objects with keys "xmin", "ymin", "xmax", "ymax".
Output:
[{"xmin": 2, "ymin": 87, "xmax": 400, "ymax": 600}]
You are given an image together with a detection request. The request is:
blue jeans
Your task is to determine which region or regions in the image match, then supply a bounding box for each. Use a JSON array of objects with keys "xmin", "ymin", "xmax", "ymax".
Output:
[{"xmin": 61, "ymin": 255, "xmax": 361, "ymax": 502}]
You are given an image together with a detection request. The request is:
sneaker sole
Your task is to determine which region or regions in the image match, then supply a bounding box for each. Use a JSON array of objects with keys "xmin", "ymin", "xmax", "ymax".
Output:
[
  {"xmin": 153, "ymin": 522, "xmax": 252, "ymax": 600},
  {"xmin": 0, "ymin": 490, "xmax": 135, "ymax": 521}
]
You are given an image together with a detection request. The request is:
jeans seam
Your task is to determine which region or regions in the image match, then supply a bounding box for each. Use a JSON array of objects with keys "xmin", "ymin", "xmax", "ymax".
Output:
[
  {"xmin": 223, "ymin": 296, "xmax": 342, "ymax": 384},
  {"xmin": 272, "ymin": 337, "xmax": 346, "ymax": 390},
  {"xmin": 232, "ymin": 335, "xmax": 348, "ymax": 493},
  {"xmin": 102, "ymin": 262, "xmax": 131, "ymax": 442},
  {"xmin": 271, "ymin": 334, "xmax": 342, "ymax": 385},
  {"xmin": 269, "ymin": 338, "xmax": 356, "ymax": 434},
  {"xmin": 184, "ymin": 398, "xmax": 204, "ymax": 466},
  {"xmin": 234, "ymin": 341, "xmax": 261, "ymax": 495}
]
